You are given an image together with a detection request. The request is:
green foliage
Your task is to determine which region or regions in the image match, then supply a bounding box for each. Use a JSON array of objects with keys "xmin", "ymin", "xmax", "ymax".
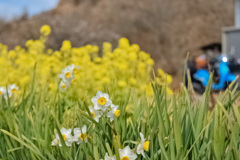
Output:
[{"xmin": 1, "ymin": 77, "xmax": 240, "ymax": 160}]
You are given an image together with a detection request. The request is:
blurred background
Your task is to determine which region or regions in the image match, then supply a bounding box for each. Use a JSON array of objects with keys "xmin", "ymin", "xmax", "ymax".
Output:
[{"xmin": 0, "ymin": 0, "xmax": 236, "ymax": 87}]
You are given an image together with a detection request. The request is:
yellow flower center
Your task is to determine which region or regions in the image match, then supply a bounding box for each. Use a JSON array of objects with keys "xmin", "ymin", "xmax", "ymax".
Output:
[
  {"xmin": 143, "ymin": 141, "xmax": 150, "ymax": 151},
  {"xmin": 11, "ymin": 88, "xmax": 17, "ymax": 93},
  {"xmin": 98, "ymin": 97, "xmax": 107, "ymax": 105},
  {"xmin": 71, "ymin": 79, "xmax": 76, "ymax": 84},
  {"xmin": 0, "ymin": 91, "xmax": 1, "ymax": 96},
  {"xmin": 80, "ymin": 133, "xmax": 87, "ymax": 141},
  {"xmin": 91, "ymin": 112, "xmax": 95, "ymax": 118},
  {"xmin": 65, "ymin": 72, "xmax": 71, "ymax": 78},
  {"xmin": 121, "ymin": 156, "xmax": 130, "ymax": 160},
  {"xmin": 62, "ymin": 134, "xmax": 67, "ymax": 141},
  {"xmin": 114, "ymin": 110, "xmax": 120, "ymax": 117},
  {"xmin": 73, "ymin": 67, "xmax": 78, "ymax": 74},
  {"xmin": 61, "ymin": 84, "xmax": 66, "ymax": 88}
]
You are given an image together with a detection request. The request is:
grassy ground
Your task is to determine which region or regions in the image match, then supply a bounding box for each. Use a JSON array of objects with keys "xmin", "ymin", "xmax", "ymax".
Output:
[{"xmin": 1, "ymin": 74, "xmax": 240, "ymax": 160}]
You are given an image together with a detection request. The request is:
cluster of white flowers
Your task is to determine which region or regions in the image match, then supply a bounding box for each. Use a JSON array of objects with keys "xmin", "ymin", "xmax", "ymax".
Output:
[
  {"xmin": 51, "ymin": 90, "xmax": 150, "ymax": 159},
  {"xmin": 89, "ymin": 91, "xmax": 120, "ymax": 122},
  {"xmin": 119, "ymin": 146, "xmax": 137, "ymax": 160},
  {"xmin": 52, "ymin": 125, "xmax": 88, "ymax": 146},
  {"xmin": 101, "ymin": 146, "xmax": 137, "ymax": 160},
  {"xmin": 58, "ymin": 64, "xmax": 79, "ymax": 91},
  {"xmin": 0, "ymin": 84, "xmax": 19, "ymax": 100},
  {"xmin": 101, "ymin": 132, "xmax": 149, "ymax": 160},
  {"xmin": 52, "ymin": 91, "xmax": 119, "ymax": 147}
]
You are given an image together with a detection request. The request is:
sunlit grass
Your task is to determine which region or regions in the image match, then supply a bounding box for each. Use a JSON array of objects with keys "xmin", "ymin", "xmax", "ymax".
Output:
[{"xmin": 1, "ymin": 73, "xmax": 240, "ymax": 159}]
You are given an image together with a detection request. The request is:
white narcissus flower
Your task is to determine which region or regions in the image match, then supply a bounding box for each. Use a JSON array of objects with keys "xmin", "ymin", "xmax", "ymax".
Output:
[
  {"xmin": 58, "ymin": 64, "xmax": 79, "ymax": 91},
  {"xmin": 0, "ymin": 87, "xmax": 6, "ymax": 97},
  {"xmin": 65, "ymin": 64, "xmax": 79, "ymax": 85},
  {"xmin": 137, "ymin": 132, "xmax": 150, "ymax": 158},
  {"xmin": 87, "ymin": 106, "xmax": 102, "ymax": 122},
  {"xmin": 58, "ymin": 79, "xmax": 71, "ymax": 92},
  {"xmin": 8, "ymin": 84, "xmax": 19, "ymax": 94},
  {"xmin": 91, "ymin": 91, "xmax": 112, "ymax": 111},
  {"xmin": 58, "ymin": 66, "xmax": 75, "ymax": 81},
  {"xmin": 51, "ymin": 127, "xmax": 73, "ymax": 147},
  {"xmin": 119, "ymin": 146, "xmax": 137, "ymax": 160},
  {"xmin": 73, "ymin": 125, "xmax": 88, "ymax": 144},
  {"xmin": 100, "ymin": 153, "xmax": 116, "ymax": 160},
  {"xmin": 106, "ymin": 104, "xmax": 120, "ymax": 122},
  {"xmin": 66, "ymin": 64, "xmax": 80, "ymax": 74},
  {"xmin": 5, "ymin": 84, "xmax": 19, "ymax": 99}
]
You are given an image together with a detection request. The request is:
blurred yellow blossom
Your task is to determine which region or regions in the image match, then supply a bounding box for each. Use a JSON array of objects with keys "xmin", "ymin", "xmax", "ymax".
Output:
[
  {"xmin": 158, "ymin": 69, "xmax": 165, "ymax": 77},
  {"xmin": 103, "ymin": 42, "xmax": 112, "ymax": 54},
  {"xmin": 0, "ymin": 25, "xmax": 173, "ymax": 102},
  {"xmin": 147, "ymin": 59, "xmax": 154, "ymax": 65},
  {"xmin": 94, "ymin": 57, "xmax": 102, "ymax": 63},
  {"xmin": 166, "ymin": 75, "xmax": 173, "ymax": 84},
  {"xmin": 167, "ymin": 87, "xmax": 173, "ymax": 95},
  {"xmin": 118, "ymin": 80, "xmax": 127, "ymax": 87},
  {"xmin": 8, "ymin": 50, "xmax": 16, "ymax": 59},
  {"xmin": 119, "ymin": 37, "xmax": 130, "ymax": 49},
  {"xmin": 102, "ymin": 77, "xmax": 111, "ymax": 84},
  {"xmin": 61, "ymin": 40, "xmax": 72, "ymax": 51},
  {"xmin": 40, "ymin": 25, "xmax": 51, "ymax": 36},
  {"xmin": 130, "ymin": 78, "xmax": 137, "ymax": 85},
  {"xmin": 129, "ymin": 52, "xmax": 137, "ymax": 61},
  {"xmin": 19, "ymin": 76, "xmax": 30, "ymax": 87}
]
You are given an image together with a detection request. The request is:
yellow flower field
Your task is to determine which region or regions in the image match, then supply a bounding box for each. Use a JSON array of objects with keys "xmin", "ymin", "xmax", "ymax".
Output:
[{"xmin": 0, "ymin": 25, "xmax": 172, "ymax": 102}]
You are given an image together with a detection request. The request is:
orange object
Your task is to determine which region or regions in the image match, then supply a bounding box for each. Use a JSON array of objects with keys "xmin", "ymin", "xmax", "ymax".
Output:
[{"xmin": 196, "ymin": 56, "xmax": 207, "ymax": 69}]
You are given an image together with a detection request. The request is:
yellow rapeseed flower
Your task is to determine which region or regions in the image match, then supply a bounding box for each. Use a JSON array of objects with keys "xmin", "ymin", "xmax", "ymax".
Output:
[
  {"xmin": 40, "ymin": 25, "xmax": 51, "ymax": 36},
  {"xmin": 94, "ymin": 57, "xmax": 102, "ymax": 63},
  {"xmin": 103, "ymin": 42, "xmax": 112, "ymax": 54},
  {"xmin": 61, "ymin": 40, "xmax": 72, "ymax": 51},
  {"xmin": 158, "ymin": 69, "xmax": 165, "ymax": 77},
  {"xmin": 8, "ymin": 50, "xmax": 16, "ymax": 59},
  {"xmin": 129, "ymin": 52, "xmax": 137, "ymax": 61},
  {"xmin": 146, "ymin": 59, "xmax": 154, "ymax": 65},
  {"xmin": 166, "ymin": 75, "xmax": 173, "ymax": 84},
  {"xmin": 0, "ymin": 25, "xmax": 173, "ymax": 102},
  {"xmin": 118, "ymin": 80, "xmax": 127, "ymax": 87},
  {"xmin": 119, "ymin": 38, "xmax": 130, "ymax": 49},
  {"xmin": 19, "ymin": 76, "xmax": 30, "ymax": 87},
  {"xmin": 101, "ymin": 77, "xmax": 110, "ymax": 84},
  {"xmin": 130, "ymin": 78, "xmax": 137, "ymax": 85},
  {"xmin": 166, "ymin": 88, "xmax": 173, "ymax": 95}
]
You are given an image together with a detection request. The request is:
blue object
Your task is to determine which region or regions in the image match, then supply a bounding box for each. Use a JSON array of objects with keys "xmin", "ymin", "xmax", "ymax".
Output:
[
  {"xmin": 193, "ymin": 69, "xmax": 210, "ymax": 87},
  {"xmin": 193, "ymin": 61, "xmax": 236, "ymax": 90},
  {"xmin": 218, "ymin": 54, "xmax": 229, "ymax": 64},
  {"xmin": 227, "ymin": 74, "xmax": 237, "ymax": 82}
]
